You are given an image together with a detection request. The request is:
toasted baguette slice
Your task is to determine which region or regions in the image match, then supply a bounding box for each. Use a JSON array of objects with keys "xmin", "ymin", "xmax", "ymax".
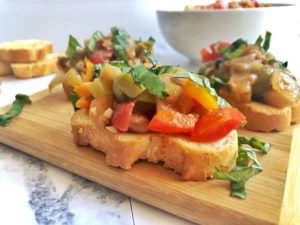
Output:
[
  {"xmin": 0, "ymin": 60, "xmax": 13, "ymax": 76},
  {"xmin": 71, "ymin": 96, "xmax": 238, "ymax": 181},
  {"xmin": 0, "ymin": 39, "xmax": 52, "ymax": 63},
  {"xmin": 11, "ymin": 53, "xmax": 62, "ymax": 79},
  {"xmin": 291, "ymin": 101, "xmax": 300, "ymax": 124},
  {"xmin": 239, "ymin": 101, "xmax": 291, "ymax": 132}
]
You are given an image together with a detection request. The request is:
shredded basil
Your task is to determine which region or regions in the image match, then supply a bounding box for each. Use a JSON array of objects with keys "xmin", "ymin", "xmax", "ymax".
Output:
[
  {"xmin": 215, "ymin": 38, "xmax": 247, "ymax": 68},
  {"xmin": 255, "ymin": 35, "xmax": 263, "ymax": 47},
  {"xmin": 93, "ymin": 63, "xmax": 104, "ymax": 79},
  {"xmin": 86, "ymin": 31, "xmax": 103, "ymax": 54},
  {"xmin": 262, "ymin": 31, "xmax": 272, "ymax": 52},
  {"xmin": 238, "ymin": 136, "xmax": 272, "ymax": 154},
  {"xmin": 213, "ymin": 137, "xmax": 272, "ymax": 199},
  {"xmin": 130, "ymin": 64, "xmax": 169, "ymax": 99},
  {"xmin": 143, "ymin": 50, "xmax": 157, "ymax": 67},
  {"xmin": 111, "ymin": 27, "xmax": 130, "ymax": 65},
  {"xmin": 0, "ymin": 94, "xmax": 31, "ymax": 126},
  {"xmin": 173, "ymin": 72, "xmax": 229, "ymax": 107},
  {"xmin": 154, "ymin": 65, "xmax": 178, "ymax": 75},
  {"xmin": 65, "ymin": 35, "xmax": 82, "ymax": 58},
  {"xmin": 70, "ymin": 91, "xmax": 80, "ymax": 111}
]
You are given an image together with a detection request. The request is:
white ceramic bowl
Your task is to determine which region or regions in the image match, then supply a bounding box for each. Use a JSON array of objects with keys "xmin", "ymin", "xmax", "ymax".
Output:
[{"xmin": 156, "ymin": 3, "xmax": 299, "ymax": 63}]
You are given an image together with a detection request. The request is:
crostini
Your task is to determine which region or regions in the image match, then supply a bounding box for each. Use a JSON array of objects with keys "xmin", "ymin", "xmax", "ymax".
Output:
[
  {"xmin": 198, "ymin": 32, "xmax": 300, "ymax": 132},
  {"xmin": 66, "ymin": 51, "xmax": 245, "ymax": 181}
]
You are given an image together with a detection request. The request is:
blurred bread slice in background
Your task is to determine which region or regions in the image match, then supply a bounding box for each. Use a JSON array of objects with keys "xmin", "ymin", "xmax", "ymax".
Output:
[
  {"xmin": 0, "ymin": 60, "xmax": 13, "ymax": 76},
  {"xmin": 0, "ymin": 39, "xmax": 52, "ymax": 63},
  {"xmin": 11, "ymin": 53, "xmax": 63, "ymax": 79}
]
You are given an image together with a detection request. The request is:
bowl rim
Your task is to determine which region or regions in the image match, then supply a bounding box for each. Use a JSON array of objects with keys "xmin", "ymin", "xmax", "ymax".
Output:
[{"xmin": 156, "ymin": 3, "xmax": 297, "ymax": 13}]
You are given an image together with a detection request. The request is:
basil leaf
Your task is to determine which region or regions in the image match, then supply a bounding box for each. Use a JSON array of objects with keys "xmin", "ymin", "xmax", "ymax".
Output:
[
  {"xmin": 173, "ymin": 72, "xmax": 229, "ymax": 107},
  {"xmin": 238, "ymin": 136, "xmax": 272, "ymax": 154},
  {"xmin": 209, "ymin": 75, "xmax": 227, "ymax": 92},
  {"xmin": 143, "ymin": 50, "xmax": 157, "ymax": 67},
  {"xmin": 114, "ymin": 45, "xmax": 129, "ymax": 65},
  {"xmin": 93, "ymin": 63, "xmax": 104, "ymax": 79},
  {"xmin": 109, "ymin": 61, "xmax": 129, "ymax": 68},
  {"xmin": 215, "ymin": 38, "xmax": 247, "ymax": 68},
  {"xmin": 154, "ymin": 65, "xmax": 178, "ymax": 75},
  {"xmin": 111, "ymin": 27, "xmax": 130, "ymax": 50},
  {"xmin": 86, "ymin": 31, "xmax": 103, "ymax": 54},
  {"xmin": 198, "ymin": 63, "xmax": 211, "ymax": 75},
  {"xmin": 213, "ymin": 166, "xmax": 262, "ymax": 183},
  {"xmin": 130, "ymin": 64, "xmax": 169, "ymax": 99},
  {"xmin": 66, "ymin": 35, "xmax": 82, "ymax": 58},
  {"xmin": 255, "ymin": 35, "xmax": 263, "ymax": 47},
  {"xmin": 70, "ymin": 91, "xmax": 80, "ymax": 111},
  {"xmin": 213, "ymin": 136, "xmax": 272, "ymax": 199},
  {"xmin": 230, "ymin": 181, "xmax": 246, "ymax": 199},
  {"xmin": 262, "ymin": 31, "xmax": 272, "ymax": 52},
  {"xmin": 0, "ymin": 94, "xmax": 31, "ymax": 126},
  {"xmin": 276, "ymin": 60, "xmax": 288, "ymax": 69}
]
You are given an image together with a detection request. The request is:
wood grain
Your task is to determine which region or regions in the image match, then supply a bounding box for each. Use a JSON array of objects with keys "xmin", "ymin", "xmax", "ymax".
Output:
[{"xmin": 0, "ymin": 88, "xmax": 298, "ymax": 225}]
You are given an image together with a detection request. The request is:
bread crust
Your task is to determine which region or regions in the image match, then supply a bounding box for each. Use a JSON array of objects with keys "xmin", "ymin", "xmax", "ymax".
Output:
[
  {"xmin": 239, "ymin": 101, "xmax": 291, "ymax": 132},
  {"xmin": 291, "ymin": 101, "xmax": 300, "ymax": 124},
  {"xmin": 11, "ymin": 53, "xmax": 61, "ymax": 79},
  {"xmin": 0, "ymin": 39, "xmax": 52, "ymax": 63},
  {"xmin": 0, "ymin": 60, "xmax": 13, "ymax": 76},
  {"xmin": 71, "ymin": 96, "xmax": 238, "ymax": 181}
]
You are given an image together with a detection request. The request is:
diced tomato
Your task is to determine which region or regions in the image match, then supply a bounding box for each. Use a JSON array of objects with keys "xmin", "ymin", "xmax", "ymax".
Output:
[
  {"xmin": 190, "ymin": 107, "xmax": 246, "ymax": 142},
  {"xmin": 89, "ymin": 53, "xmax": 106, "ymax": 64},
  {"xmin": 200, "ymin": 41, "xmax": 230, "ymax": 63},
  {"xmin": 111, "ymin": 101, "xmax": 135, "ymax": 132},
  {"xmin": 148, "ymin": 107, "xmax": 198, "ymax": 134}
]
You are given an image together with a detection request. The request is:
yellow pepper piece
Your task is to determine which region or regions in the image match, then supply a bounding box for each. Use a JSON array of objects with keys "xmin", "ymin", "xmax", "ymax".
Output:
[
  {"xmin": 182, "ymin": 80, "xmax": 218, "ymax": 110},
  {"xmin": 65, "ymin": 68, "xmax": 82, "ymax": 87},
  {"xmin": 82, "ymin": 58, "xmax": 94, "ymax": 82}
]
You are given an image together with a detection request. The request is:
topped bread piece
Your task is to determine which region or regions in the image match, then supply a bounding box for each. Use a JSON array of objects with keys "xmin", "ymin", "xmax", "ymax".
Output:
[
  {"xmin": 0, "ymin": 39, "xmax": 52, "ymax": 63},
  {"xmin": 49, "ymin": 27, "xmax": 155, "ymax": 96},
  {"xmin": 198, "ymin": 31, "xmax": 300, "ymax": 132}
]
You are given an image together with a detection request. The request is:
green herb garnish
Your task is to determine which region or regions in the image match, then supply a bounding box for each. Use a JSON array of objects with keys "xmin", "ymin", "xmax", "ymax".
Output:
[
  {"xmin": 262, "ymin": 31, "xmax": 272, "ymax": 52},
  {"xmin": 111, "ymin": 27, "xmax": 130, "ymax": 65},
  {"xmin": 130, "ymin": 64, "xmax": 169, "ymax": 99},
  {"xmin": 0, "ymin": 94, "xmax": 31, "ymax": 126},
  {"xmin": 70, "ymin": 91, "xmax": 80, "ymax": 111},
  {"xmin": 215, "ymin": 38, "xmax": 248, "ymax": 68},
  {"xmin": 155, "ymin": 65, "xmax": 178, "ymax": 75},
  {"xmin": 238, "ymin": 136, "xmax": 272, "ymax": 154},
  {"xmin": 93, "ymin": 63, "xmax": 104, "ymax": 79},
  {"xmin": 143, "ymin": 50, "xmax": 157, "ymax": 67},
  {"xmin": 173, "ymin": 72, "xmax": 229, "ymax": 107},
  {"xmin": 213, "ymin": 137, "xmax": 272, "ymax": 199},
  {"xmin": 86, "ymin": 31, "xmax": 103, "ymax": 54},
  {"xmin": 66, "ymin": 35, "xmax": 82, "ymax": 58},
  {"xmin": 255, "ymin": 35, "xmax": 263, "ymax": 47}
]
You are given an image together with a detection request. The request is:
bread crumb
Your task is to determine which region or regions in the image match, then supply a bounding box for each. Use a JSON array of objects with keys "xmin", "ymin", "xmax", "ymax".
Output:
[
  {"xmin": 105, "ymin": 126, "xmax": 117, "ymax": 133},
  {"xmin": 78, "ymin": 127, "xmax": 83, "ymax": 134},
  {"xmin": 90, "ymin": 107, "xmax": 96, "ymax": 115},
  {"xmin": 103, "ymin": 107, "xmax": 113, "ymax": 119}
]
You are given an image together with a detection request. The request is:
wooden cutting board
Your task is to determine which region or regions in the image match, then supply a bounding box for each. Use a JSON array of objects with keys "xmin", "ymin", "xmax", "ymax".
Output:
[{"xmin": 0, "ymin": 88, "xmax": 299, "ymax": 225}]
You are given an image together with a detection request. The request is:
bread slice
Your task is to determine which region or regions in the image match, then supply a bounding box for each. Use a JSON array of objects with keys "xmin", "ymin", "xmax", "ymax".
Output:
[
  {"xmin": 239, "ymin": 101, "xmax": 291, "ymax": 132},
  {"xmin": 0, "ymin": 39, "xmax": 52, "ymax": 63},
  {"xmin": 11, "ymin": 53, "xmax": 61, "ymax": 79},
  {"xmin": 291, "ymin": 101, "xmax": 300, "ymax": 124},
  {"xmin": 71, "ymin": 96, "xmax": 238, "ymax": 181},
  {"xmin": 0, "ymin": 60, "xmax": 13, "ymax": 76}
]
